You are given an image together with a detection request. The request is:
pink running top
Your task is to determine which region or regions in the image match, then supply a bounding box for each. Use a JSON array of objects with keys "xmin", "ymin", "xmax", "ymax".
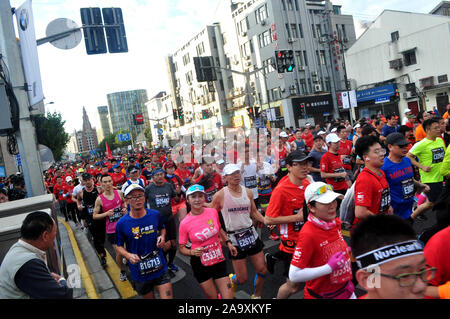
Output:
[{"xmin": 100, "ymin": 190, "xmax": 123, "ymax": 234}]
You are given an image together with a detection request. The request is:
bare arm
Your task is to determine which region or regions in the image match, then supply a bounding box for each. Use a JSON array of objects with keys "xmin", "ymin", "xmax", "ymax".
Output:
[{"xmin": 355, "ymin": 205, "xmax": 375, "ymax": 220}]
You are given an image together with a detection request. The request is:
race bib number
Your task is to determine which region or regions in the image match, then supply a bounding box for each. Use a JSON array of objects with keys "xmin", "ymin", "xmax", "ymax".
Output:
[
  {"xmin": 258, "ymin": 177, "xmax": 271, "ymax": 188},
  {"xmin": 379, "ymin": 188, "xmax": 391, "ymax": 213},
  {"xmin": 108, "ymin": 207, "xmax": 123, "ymax": 223},
  {"xmin": 86, "ymin": 205, "xmax": 94, "ymax": 215},
  {"xmin": 244, "ymin": 176, "xmax": 257, "ymax": 188},
  {"xmin": 333, "ymin": 167, "xmax": 345, "ymax": 182},
  {"xmin": 342, "ymin": 156, "xmax": 352, "ymax": 165},
  {"xmin": 138, "ymin": 251, "xmax": 163, "ymax": 276},
  {"xmin": 234, "ymin": 228, "xmax": 256, "ymax": 251},
  {"xmin": 155, "ymin": 195, "xmax": 170, "ymax": 207},
  {"xmin": 200, "ymin": 242, "xmax": 225, "ymax": 266},
  {"xmin": 280, "ymin": 159, "xmax": 286, "ymax": 168},
  {"xmin": 401, "ymin": 178, "xmax": 415, "ymax": 200},
  {"xmin": 431, "ymin": 147, "xmax": 445, "ymax": 164},
  {"xmin": 205, "ymin": 190, "xmax": 217, "ymax": 203}
]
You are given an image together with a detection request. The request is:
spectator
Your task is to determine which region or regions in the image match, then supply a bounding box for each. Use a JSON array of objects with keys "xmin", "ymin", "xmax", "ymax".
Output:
[
  {"xmin": 0, "ymin": 187, "xmax": 9, "ymax": 203},
  {"xmin": 8, "ymin": 174, "xmax": 27, "ymax": 201},
  {"xmin": 0, "ymin": 211, "xmax": 73, "ymax": 299}
]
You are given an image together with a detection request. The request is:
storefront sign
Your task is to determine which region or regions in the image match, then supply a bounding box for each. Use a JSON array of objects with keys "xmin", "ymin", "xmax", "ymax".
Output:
[{"xmin": 356, "ymin": 84, "xmax": 396, "ymax": 102}]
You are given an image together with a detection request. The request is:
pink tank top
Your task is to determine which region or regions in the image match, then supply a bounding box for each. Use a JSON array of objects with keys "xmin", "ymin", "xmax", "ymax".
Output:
[{"xmin": 100, "ymin": 190, "xmax": 123, "ymax": 234}]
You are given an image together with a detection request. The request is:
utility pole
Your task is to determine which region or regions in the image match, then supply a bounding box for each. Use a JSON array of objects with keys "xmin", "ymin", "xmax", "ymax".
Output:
[{"xmin": 0, "ymin": 1, "xmax": 46, "ymax": 196}]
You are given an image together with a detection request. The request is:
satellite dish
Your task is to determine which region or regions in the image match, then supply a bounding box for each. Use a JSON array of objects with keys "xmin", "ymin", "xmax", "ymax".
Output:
[{"xmin": 46, "ymin": 18, "xmax": 82, "ymax": 50}]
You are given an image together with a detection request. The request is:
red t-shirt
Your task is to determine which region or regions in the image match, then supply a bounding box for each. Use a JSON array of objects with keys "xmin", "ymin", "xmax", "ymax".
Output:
[
  {"xmin": 302, "ymin": 133, "xmax": 314, "ymax": 150},
  {"xmin": 424, "ymin": 226, "xmax": 450, "ymax": 288},
  {"xmin": 195, "ymin": 173, "xmax": 223, "ymax": 203},
  {"xmin": 175, "ymin": 168, "xmax": 192, "ymax": 184},
  {"xmin": 64, "ymin": 185, "xmax": 74, "ymax": 204},
  {"xmin": 338, "ymin": 140, "xmax": 353, "ymax": 171},
  {"xmin": 265, "ymin": 175, "xmax": 310, "ymax": 254},
  {"xmin": 291, "ymin": 219, "xmax": 352, "ymax": 299},
  {"xmin": 53, "ymin": 183, "xmax": 68, "ymax": 201},
  {"xmin": 353, "ymin": 167, "xmax": 390, "ymax": 227},
  {"xmin": 111, "ymin": 172, "xmax": 127, "ymax": 187},
  {"xmin": 320, "ymin": 152, "xmax": 349, "ymax": 191}
]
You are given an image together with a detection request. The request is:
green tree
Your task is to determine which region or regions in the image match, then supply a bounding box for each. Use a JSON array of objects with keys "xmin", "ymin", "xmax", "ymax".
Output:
[{"xmin": 34, "ymin": 111, "xmax": 70, "ymax": 161}]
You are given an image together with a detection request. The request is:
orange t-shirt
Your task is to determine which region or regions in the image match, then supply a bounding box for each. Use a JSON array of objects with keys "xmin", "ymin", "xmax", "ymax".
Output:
[{"xmin": 414, "ymin": 124, "xmax": 427, "ymax": 142}]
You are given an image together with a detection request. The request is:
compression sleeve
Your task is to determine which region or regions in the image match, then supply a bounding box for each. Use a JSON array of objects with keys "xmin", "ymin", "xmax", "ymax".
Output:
[{"xmin": 288, "ymin": 263, "xmax": 332, "ymax": 283}]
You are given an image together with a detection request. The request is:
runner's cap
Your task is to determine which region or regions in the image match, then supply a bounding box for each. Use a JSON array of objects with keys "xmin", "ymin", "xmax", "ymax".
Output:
[
  {"xmin": 286, "ymin": 150, "xmax": 311, "ymax": 163},
  {"xmin": 223, "ymin": 163, "xmax": 241, "ymax": 175},
  {"xmin": 280, "ymin": 131, "xmax": 289, "ymax": 138},
  {"xmin": 186, "ymin": 184, "xmax": 205, "ymax": 197},
  {"xmin": 124, "ymin": 184, "xmax": 145, "ymax": 197},
  {"xmin": 305, "ymin": 182, "xmax": 344, "ymax": 204},
  {"xmin": 386, "ymin": 132, "xmax": 409, "ymax": 147},
  {"xmin": 325, "ymin": 133, "xmax": 340, "ymax": 143},
  {"xmin": 65, "ymin": 176, "xmax": 73, "ymax": 182}
]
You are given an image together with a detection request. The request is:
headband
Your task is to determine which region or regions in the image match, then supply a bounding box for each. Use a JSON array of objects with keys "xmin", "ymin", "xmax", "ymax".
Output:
[
  {"xmin": 355, "ymin": 240, "xmax": 423, "ymax": 269},
  {"xmin": 152, "ymin": 168, "xmax": 164, "ymax": 176}
]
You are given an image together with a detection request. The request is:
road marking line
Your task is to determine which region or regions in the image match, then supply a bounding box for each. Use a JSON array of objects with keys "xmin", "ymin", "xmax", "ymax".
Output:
[
  {"xmin": 58, "ymin": 218, "xmax": 99, "ymax": 299},
  {"xmin": 104, "ymin": 251, "xmax": 137, "ymax": 299}
]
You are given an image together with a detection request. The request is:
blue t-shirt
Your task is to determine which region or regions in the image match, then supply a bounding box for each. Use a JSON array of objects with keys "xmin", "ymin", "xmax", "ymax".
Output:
[
  {"xmin": 381, "ymin": 125, "xmax": 398, "ymax": 137},
  {"xmin": 381, "ymin": 156, "xmax": 415, "ymax": 219},
  {"xmin": 115, "ymin": 209, "xmax": 167, "ymax": 282}
]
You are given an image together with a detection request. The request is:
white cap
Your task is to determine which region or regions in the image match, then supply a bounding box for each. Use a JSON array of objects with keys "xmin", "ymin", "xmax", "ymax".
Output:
[
  {"xmin": 317, "ymin": 131, "xmax": 326, "ymax": 135},
  {"xmin": 330, "ymin": 127, "xmax": 337, "ymax": 133},
  {"xmin": 280, "ymin": 131, "xmax": 289, "ymax": 138},
  {"xmin": 404, "ymin": 108, "xmax": 411, "ymax": 114},
  {"xmin": 65, "ymin": 176, "xmax": 73, "ymax": 182},
  {"xmin": 124, "ymin": 183, "xmax": 145, "ymax": 197},
  {"xmin": 223, "ymin": 163, "xmax": 241, "ymax": 175},
  {"xmin": 216, "ymin": 159, "xmax": 225, "ymax": 165},
  {"xmin": 353, "ymin": 123, "xmax": 361, "ymax": 129},
  {"xmin": 305, "ymin": 182, "xmax": 344, "ymax": 204},
  {"xmin": 325, "ymin": 133, "xmax": 340, "ymax": 143}
]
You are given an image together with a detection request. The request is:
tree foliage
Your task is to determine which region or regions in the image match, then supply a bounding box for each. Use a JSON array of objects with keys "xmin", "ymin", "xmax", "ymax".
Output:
[{"xmin": 34, "ymin": 111, "xmax": 70, "ymax": 161}]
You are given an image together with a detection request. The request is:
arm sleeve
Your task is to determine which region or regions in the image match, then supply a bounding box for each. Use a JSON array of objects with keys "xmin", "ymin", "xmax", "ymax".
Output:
[
  {"xmin": 15, "ymin": 259, "xmax": 73, "ymax": 299},
  {"xmin": 289, "ymin": 264, "xmax": 332, "ymax": 283}
]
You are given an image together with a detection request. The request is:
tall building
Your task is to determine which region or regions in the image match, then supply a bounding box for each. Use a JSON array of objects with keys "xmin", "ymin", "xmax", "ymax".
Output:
[
  {"xmin": 75, "ymin": 107, "xmax": 99, "ymax": 153},
  {"xmin": 107, "ymin": 89, "xmax": 149, "ymax": 139},
  {"xmin": 97, "ymin": 105, "xmax": 111, "ymax": 139},
  {"xmin": 165, "ymin": 0, "xmax": 356, "ymax": 131}
]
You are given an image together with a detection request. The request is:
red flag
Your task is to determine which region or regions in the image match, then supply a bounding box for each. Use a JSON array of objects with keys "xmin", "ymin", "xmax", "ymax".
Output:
[{"xmin": 105, "ymin": 142, "xmax": 113, "ymax": 159}]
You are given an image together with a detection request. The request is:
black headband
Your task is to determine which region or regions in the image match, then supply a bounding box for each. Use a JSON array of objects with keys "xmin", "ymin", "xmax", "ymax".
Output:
[{"xmin": 355, "ymin": 240, "xmax": 423, "ymax": 269}]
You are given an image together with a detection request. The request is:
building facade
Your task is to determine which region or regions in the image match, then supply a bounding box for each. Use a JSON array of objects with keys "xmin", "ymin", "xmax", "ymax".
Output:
[
  {"xmin": 75, "ymin": 107, "xmax": 98, "ymax": 153},
  {"xmin": 97, "ymin": 105, "xmax": 111, "ymax": 139},
  {"xmin": 107, "ymin": 89, "xmax": 149, "ymax": 141},
  {"xmin": 164, "ymin": 0, "xmax": 356, "ymax": 134},
  {"xmin": 345, "ymin": 9, "xmax": 450, "ymax": 122}
]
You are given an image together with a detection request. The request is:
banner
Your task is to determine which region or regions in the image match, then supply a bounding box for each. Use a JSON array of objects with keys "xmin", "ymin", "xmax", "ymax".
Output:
[
  {"xmin": 105, "ymin": 142, "xmax": 113, "ymax": 159},
  {"xmin": 16, "ymin": 0, "xmax": 44, "ymax": 106}
]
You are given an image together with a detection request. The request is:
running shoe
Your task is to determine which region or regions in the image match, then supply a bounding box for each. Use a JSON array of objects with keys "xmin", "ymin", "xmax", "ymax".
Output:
[
  {"xmin": 168, "ymin": 263, "xmax": 179, "ymax": 272},
  {"xmin": 269, "ymin": 232, "xmax": 279, "ymax": 241},
  {"xmin": 251, "ymin": 295, "xmax": 261, "ymax": 299},
  {"xmin": 229, "ymin": 273, "xmax": 236, "ymax": 298},
  {"xmin": 119, "ymin": 271, "xmax": 127, "ymax": 282},
  {"xmin": 265, "ymin": 253, "xmax": 277, "ymax": 274},
  {"xmin": 100, "ymin": 256, "xmax": 107, "ymax": 267}
]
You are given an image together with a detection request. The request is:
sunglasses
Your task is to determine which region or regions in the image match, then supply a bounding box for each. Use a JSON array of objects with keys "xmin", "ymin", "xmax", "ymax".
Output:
[{"xmin": 315, "ymin": 184, "xmax": 334, "ymax": 196}]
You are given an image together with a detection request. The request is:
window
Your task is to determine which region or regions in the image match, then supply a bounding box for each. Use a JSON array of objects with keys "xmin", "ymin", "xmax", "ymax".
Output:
[
  {"xmin": 311, "ymin": 24, "xmax": 316, "ymax": 38},
  {"xmin": 316, "ymin": 24, "xmax": 322, "ymax": 38},
  {"xmin": 263, "ymin": 58, "xmax": 275, "ymax": 74},
  {"xmin": 258, "ymin": 30, "xmax": 272, "ymax": 48},
  {"xmin": 287, "ymin": 0, "xmax": 294, "ymax": 10},
  {"xmin": 182, "ymin": 53, "xmax": 190, "ymax": 66},
  {"xmin": 298, "ymin": 24, "xmax": 304, "ymax": 38},
  {"xmin": 438, "ymin": 74, "xmax": 448, "ymax": 83},
  {"xmin": 185, "ymin": 71, "xmax": 193, "ymax": 85},
  {"xmin": 403, "ymin": 50, "xmax": 417, "ymax": 66},
  {"xmin": 290, "ymin": 24, "xmax": 298, "ymax": 38},
  {"xmin": 281, "ymin": 0, "xmax": 286, "ymax": 11},
  {"xmin": 237, "ymin": 17, "xmax": 249, "ymax": 34},
  {"xmin": 391, "ymin": 31, "xmax": 399, "ymax": 42},
  {"xmin": 319, "ymin": 50, "xmax": 326, "ymax": 65},
  {"xmin": 300, "ymin": 79, "xmax": 307, "ymax": 94},
  {"xmin": 325, "ymin": 77, "xmax": 331, "ymax": 91},
  {"xmin": 255, "ymin": 4, "xmax": 268, "ymax": 23},
  {"xmin": 196, "ymin": 42, "xmax": 205, "ymax": 56},
  {"xmin": 241, "ymin": 41, "xmax": 252, "ymax": 56},
  {"xmin": 303, "ymin": 51, "xmax": 308, "ymax": 66}
]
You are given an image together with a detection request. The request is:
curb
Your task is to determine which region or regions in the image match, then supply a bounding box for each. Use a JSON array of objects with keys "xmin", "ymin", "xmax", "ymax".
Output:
[{"xmin": 58, "ymin": 218, "xmax": 99, "ymax": 299}]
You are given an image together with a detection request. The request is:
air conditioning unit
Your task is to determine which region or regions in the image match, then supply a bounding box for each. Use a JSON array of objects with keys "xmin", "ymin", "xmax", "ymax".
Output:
[
  {"xmin": 298, "ymin": 66, "xmax": 306, "ymax": 71},
  {"xmin": 261, "ymin": 19, "xmax": 267, "ymax": 26},
  {"xmin": 240, "ymin": 31, "xmax": 247, "ymax": 37},
  {"xmin": 245, "ymin": 61, "xmax": 252, "ymax": 67},
  {"xmin": 244, "ymin": 55, "xmax": 251, "ymax": 60},
  {"xmin": 288, "ymin": 37, "xmax": 295, "ymax": 43},
  {"xmin": 403, "ymin": 91, "xmax": 413, "ymax": 99},
  {"xmin": 389, "ymin": 59, "xmax": 403, "ymax": 70},
  {"xmin": 314, "ymin": 84, "xmax": 322, "ymax": 92}
]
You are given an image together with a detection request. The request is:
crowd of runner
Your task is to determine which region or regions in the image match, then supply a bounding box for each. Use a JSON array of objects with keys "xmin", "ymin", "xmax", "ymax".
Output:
[{"xmin": 32, "ymin": 105, "xmax": 450, "ymax": 299}]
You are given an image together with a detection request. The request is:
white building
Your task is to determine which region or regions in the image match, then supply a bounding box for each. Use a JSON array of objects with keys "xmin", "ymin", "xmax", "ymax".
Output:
[
  {"xmin": 345, "ymin": 9, "xmax": 450, "ymax": 122},
  {"xmin": 146, "ymin": 91, "xmax": 177, "ymax": 147}
]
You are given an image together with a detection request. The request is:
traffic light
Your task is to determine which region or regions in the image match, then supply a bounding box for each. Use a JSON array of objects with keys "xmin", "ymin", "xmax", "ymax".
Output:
[
  {"xmin": 201, "ymin": 109, "xmax": 211, "ymax": 120},
  {"xmin": 172, "ymin": 108, "xmax": 178, "ymax": 120},
  {"xmin": 275, "ymin": 50, "xmax": 295, "ymax": 73},
  {"xmin": 194, "ymin": 56, "xmax": 217, "ymax": 82},
  {"xmin": 299, "ymin": 103, "xmax": 306, "ymax": 118},
  {"xmin": 247, "ymin": 107, "xmax": 254, "ymax": 120}
]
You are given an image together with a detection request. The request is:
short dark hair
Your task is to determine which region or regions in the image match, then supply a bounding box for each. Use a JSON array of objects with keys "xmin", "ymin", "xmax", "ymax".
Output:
[
  {"xmin": 351, "ymin": 215, "xmax": 416, "ymax": 260},
  {"xmin": 354, "ymin": 135, "xmax": 380, "ymax": 159},
  {"xmin": 313, "ymin": 135, "xmax": 323, "ymax": 142},
  {"xmin": 336, "ymin": 125, "xmax": 347, "ymax": 134},
  {"xmin": 21, "ymin": 211, "xmax": 54, "ymax": 241},
  {"xmin": 361, "ymin": 125, "xmax": 376, "ymax": 136},
  {"xmin": 398, "ymin": 125, "xmax": 412, "ymax": 136},
  {"xmin": 100, "ymin": 174, "xmax": 112, "ymax": 182},
  {"xmin": 385, "ymin": 114, "xmax": 396, "ymax": 120},
  {"xmin": 422, "ymin": 118, "xmax": 439, "ymax": 132}
]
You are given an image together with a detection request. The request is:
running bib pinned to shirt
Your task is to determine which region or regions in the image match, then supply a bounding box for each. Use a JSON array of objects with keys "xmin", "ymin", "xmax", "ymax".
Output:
[
  {"xmin": 244, "ymin": 176, "xmax": 257, "ymax": 189},
  {"xmin": 401, "ymin": 178, "xmax": 415, "ymax": 200},
  {"xmin": 431, "ymin": 147, "xmax": 445, "ymax": 164},
  {"xmin": 138, "ymin": 250, "xmax": 163, "ymax": 276},
  {"xmin": 233, "ymin": 227, "xmax": 257, "ymax": 251},
  {"xmin": 86, "ymin": 205, "xmax": 94, "ymax": 215},
  {"xmin": 379, "ymin": 188, "xmax": 391, "ymax": 213},
  {"xmin": 108, "ymin": 207, "xmax": 123, "ymax": 223},
  {"xmin": 200, "ymin": 242, "xmax": 225, "ymax": 266}
]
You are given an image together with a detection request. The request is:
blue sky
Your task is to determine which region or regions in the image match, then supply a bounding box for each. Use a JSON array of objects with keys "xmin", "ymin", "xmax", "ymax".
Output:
[{"xmin": 7, "ymin": 0, "xmax": 442, "ymax": 134}]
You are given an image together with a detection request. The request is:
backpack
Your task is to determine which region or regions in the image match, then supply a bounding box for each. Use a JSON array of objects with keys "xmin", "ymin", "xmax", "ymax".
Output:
[{"xmin": 339, "ymin": 183, "xmax": 355, "ymax": 230}]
